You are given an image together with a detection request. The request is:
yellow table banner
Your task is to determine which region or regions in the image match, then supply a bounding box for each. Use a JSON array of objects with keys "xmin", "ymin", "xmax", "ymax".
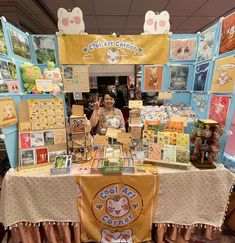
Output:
[
  {"xmin": 77, "ymin": 173, "xmax": 159, "ymax": 242},
  {"xmin": 58, "ymin": 34, "xmax": 169, "ymax": 64}
]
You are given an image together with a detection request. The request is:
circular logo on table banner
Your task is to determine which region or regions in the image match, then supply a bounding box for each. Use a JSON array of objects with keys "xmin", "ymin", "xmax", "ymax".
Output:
[{"xmin": 92, "ymin": 183, "xmax": 143, "ymax": 227}]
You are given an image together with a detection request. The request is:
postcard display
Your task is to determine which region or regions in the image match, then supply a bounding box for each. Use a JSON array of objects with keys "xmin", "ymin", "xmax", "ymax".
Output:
[{"xmin": 18, "ymin": 98, "xmax": 67, "ymax": 168}]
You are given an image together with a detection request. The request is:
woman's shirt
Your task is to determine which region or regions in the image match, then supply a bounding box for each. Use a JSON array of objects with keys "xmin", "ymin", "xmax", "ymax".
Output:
[{"xmin": 96, "ymin": 107, "xmax": 125, "ymax": 135}]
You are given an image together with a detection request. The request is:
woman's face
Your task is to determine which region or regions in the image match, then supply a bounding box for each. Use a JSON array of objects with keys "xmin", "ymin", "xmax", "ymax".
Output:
[{"xmin": 103, "ymin": 94, "xmax": 115, "ymax": 109}]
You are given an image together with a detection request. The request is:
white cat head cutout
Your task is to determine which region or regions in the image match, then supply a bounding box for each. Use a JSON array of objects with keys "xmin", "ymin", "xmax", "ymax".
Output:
[
  {"xmin": 57, "ymin": 7, "xmax": 86, "ymax": 34},
  {"xmin": 143, "ymin": 11, "xmax": 170, "ymax": 34},
  {"xmin": 106, "ymin": 196, "xmax": 130, "ymax": 218},
  {"xmin": 101, "ymin": 229, "xmax": 133, "ymax": 243}
]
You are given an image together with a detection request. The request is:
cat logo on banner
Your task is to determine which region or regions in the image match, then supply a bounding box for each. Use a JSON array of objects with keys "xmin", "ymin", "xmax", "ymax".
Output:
[{"xmin": 77, "ymin": 174, "xmax": 159, "ymax": 242}]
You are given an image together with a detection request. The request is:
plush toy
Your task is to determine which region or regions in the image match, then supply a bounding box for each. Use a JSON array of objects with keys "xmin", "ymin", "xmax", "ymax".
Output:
[
  {"xmin": 21, "ymin": 63, "xmax": 43, "ymax": 93},
  {"xmin": 43, "ymin": 61, "xmax": 63, "ymax": 93}
]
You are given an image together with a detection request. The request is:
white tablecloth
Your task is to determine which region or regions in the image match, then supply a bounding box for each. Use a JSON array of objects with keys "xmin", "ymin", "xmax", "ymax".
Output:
[{"xmin": 0, "ymin": 165, "xmax": 234, "ymax": 228}]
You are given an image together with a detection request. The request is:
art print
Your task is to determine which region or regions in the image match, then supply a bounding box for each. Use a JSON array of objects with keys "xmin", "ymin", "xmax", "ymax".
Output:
[
  {"xmin": 20, "ymin": 132, "xmax": 30, "ymax": 149},
  {"xmin": 170, "ymin": 38, "xmax": 197, "ymax": 61},
  {"xmin": 210, "ymin": 55, "xmax": 235, "ymax": 93},
  {"xmin": 0, "ymin": 97, "xmax": 17, "ymax": 127},
  {"xmin": 197, "ymin": 26, "xmax": 216, "ymax": 62},
  {"xmin": 6, "ymin": 81, "xmax": 19, "ymax": 93},
  {"xmin": 32, "ymin": 35, "xmax": 56, "ymax": 64},
  {"xmin": 169, "ymin": 65, "xmax": 189, "ymax": 90},
  {"xmin": 48, "ymin": 150, "xmax": 66, "ymax": 163},
  {"xmin": 219, "ymin": 12, "xmax": 235, "ymax": 55},
  {"xmin": 193, "ymin": 62, "xmax": 209, "ymax": 91},
  {"xmin": 157, "ymin": 132, "xmax": 170, "ymax": 148},
  {"xmin": 44, "ymin": 130, "xmax": 54, "ymax": 145},
  {"xmin": 0, "ymin": 80, "xmax": 8, "ymax": 93},
  {"xmin": 0, "ymin": 19, "xmax": 7, "ymax": 55},
  {"xmin": 8, "ymin": 62, "xmax": 18, "ymax": 79},
  {"xmin": 21, "ymin": 149, "xmax": 35, "ymax": 166},
  {"xmin": 209, "ymin": 95, "xmax": 230, "ymax": 127},
  {"xmin": 30, "ymin": 132, "xmax": 44, "ymax": 147},
  {"xmin": 54, "ymin": 129, "xmax": 66, "ymax": 144},
  {"xmin": 143, "ymin": 65, "xmax": 163, "ymax": 91},
  {"xmin": 191, "ymin": 94, "xmax": 208, "ymax": 115},
  {"xmin": 8, "ymin": 28, "xmax": 31, "ymax": 60},
  {"xmin": 0, "ymin": 60, "xmax": 11, "ymax": 79},
  {"xmin": 36, "ymin": 147, "xmax": 48, "ymax": 164}
]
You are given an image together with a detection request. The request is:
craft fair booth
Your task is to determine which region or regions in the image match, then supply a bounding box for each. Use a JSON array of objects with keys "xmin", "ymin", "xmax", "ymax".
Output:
[{"xmin": 0, "ymin": 8, "xmax": 235, "ymax": 243}]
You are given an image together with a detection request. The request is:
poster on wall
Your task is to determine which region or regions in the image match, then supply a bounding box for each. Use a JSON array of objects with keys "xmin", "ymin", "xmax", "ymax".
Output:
[
  {"xmin": 32, "ymin": 35, "xmax": 56, "ymax": 64},
  {"xmin": 197, "ymin": 26, "xmax": 217, "ymax": 62},
  {"xmin": 209, "ymin": 95, "xmax": 230, "ymax": 127},
  {"xmin": 169, "ymin": 65, "xmax": 189, "ymax": 90},
  {"xmin": 0, "ymin": 19, "xmax": 7, "ymax": 55},
  {"xmin": 193, "ymin": 62, "xmax": 209, "ymax": 91},
  {"xmin": 210, "ymin": 55, "xmax": 235, "ymax": 93},
  {"xmin": 8, "ymin": 28, "xmax": 31, "ymax": 60},
  {"xmin": 219, "ymin": 12, "xmax": 235, "ymax": 55},
  {"xmin": 191, "ymin": 93, "xmax": 208, "ymax": 118},
  {"xmin": 0, "ymin": 97, "xmax": 18, "ymax": 128},
  {"xmin": 62, "ymin": 65, "xmax": 89, "ymax": 92},
  {"xmin": 170, "ymin": 38, "xmax": 197, "ymax": 61},
  {"xmin": 143, "ymin": 65, "xmax": 163, "ymax": 91}
]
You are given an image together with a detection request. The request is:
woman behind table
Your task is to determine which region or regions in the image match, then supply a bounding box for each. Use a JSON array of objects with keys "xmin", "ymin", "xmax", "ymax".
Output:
[{"xmin": 90, "ymin": 91, "xmax": 125, "ymax": 135}]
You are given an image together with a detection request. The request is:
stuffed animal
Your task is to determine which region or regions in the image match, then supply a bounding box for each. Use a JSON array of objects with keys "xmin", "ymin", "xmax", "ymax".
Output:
[
  {"xmin": 21, "ymin": 63, "xmax": 43, "ymax": 93},
  {"xmin": 43, "ymin": 61, "xmax": 63, "ymax": 92},
  {"xmin": 57, "ymin": 7, "xmax": 86, "ymax": 34}
]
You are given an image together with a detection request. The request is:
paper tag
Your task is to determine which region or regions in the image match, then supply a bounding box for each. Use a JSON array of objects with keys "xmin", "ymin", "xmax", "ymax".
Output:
[
  {"xmin": 158, "ymin": 92, "xmax": 172, "ymax": 100},
  {"xmin": 106, "ymin": 127, "xmax": 121, "ymax": 139},
  {"xmin": 170, "ymin": 116, "xmax": 188, "ymax": 127},
  {"xmin": 73, "ymin": 92, "xmax": 83, "ymax": 100},
  {"xmin": 128, "ymin": 100, "xmax": 143, "ymax": 109},
  {"xmin": 93, "ymin": 135, "xmax": 109, "ymax": 146},
  {"xmin": 36, "ymin": 79, "xmax": 53, "ymax": 92},
  {"xmin": 117, "ymin": 132, "xmax": 131, "ymax": 143}
]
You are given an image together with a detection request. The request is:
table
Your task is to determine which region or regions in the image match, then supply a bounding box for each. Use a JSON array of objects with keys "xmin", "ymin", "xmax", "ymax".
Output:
[{"xmin": 0, "ymin": 164, "xmax": 234, "ymax": 242}]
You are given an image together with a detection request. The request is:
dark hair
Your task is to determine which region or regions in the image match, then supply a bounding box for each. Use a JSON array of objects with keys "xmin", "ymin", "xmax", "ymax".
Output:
[{"xmin": 102, "ymin": 90, "xmax": 116, "ymax": 100}]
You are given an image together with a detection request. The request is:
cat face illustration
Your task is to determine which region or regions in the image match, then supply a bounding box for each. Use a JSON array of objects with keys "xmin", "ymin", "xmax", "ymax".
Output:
[
  {"xmin": 57, "ymin": 7, "xmax": 85, "ymax": 34},
  {"xmin": 143, "ymin": 11, "xmax": 170, "ymax": 34},
  {"xmin": 217, "ymin": 70, "xmax": 230, "ymax": 85},
  {"xmin": 101, "ymin": 229, "xmax": 133, "ymax": 243},
  {"xmin": 106, "ymin": 196, "xmax": 130, "ymax": 218},
  {"xmin": 105, "ymin": 49, "xmax": 121, "ymax": 64},
  {"xmin": 172, "ymin": 40, "xmax": 196, "ymax": 60}
]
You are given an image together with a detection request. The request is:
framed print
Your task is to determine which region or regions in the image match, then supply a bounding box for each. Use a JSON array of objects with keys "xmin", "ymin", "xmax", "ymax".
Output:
[
  {"xmin": 32, "ymin": 35, "xmax": 56, "ymax": 64},
  {"xmin": 8, "ymin": 62, "xmax": 18, "ymax": 79},
  {"xmin": 143, "ymin": 65, "xmax": 163, "ymax": 91},
  {"xmin": 30, "ymin": 132, "xmax": 44, "ymax": 147},
  {"xmin": 0, "ymin": 80, "xmax": 8, "ymax": 93},
  {"xmin": 44, "ymin": 130, "xmax": 54, "ymax": 145},
  {"xmin": 197, "ymin": 26, "xmax": 217, "ymax": 62},
  {"xmin": 36, "ymin": 147, "xmax": 48, "ymax": 164},
  {"xmin": 210, "ymin": 55, "xmax": 235, "ymax": 93},
  {"xmin": 8, "ymin": 28, "xmax": 31, "ymax": 60},
  {"xmin": 169, "ymin": 65, "xmax": 189, "ymax": 90},
  {"xmin": 170, "ymin": 38, "xmax": 197, "ymax": 61},
  {"xmin": 21, "ymin": 149, "xmax": 35, "ymax": 166},
  {"xmin": 0, "ymin": 60, "xmax": 11, "ymax": 79},
  {"xmin": 219, "ymin": 12, "xmax": 235, "ymax": 55},
  {"xmin": 0, "ymin": 19, "xmax": 7, "ymax": 55},
  {"xmin": 209, "ymin": 95, "xmax": 230, "ymax": 127},
  {"xmin": 48, "ymin": 150, "xmax": 66, "ymax": 163},
  {"xmin": 193, "ymin": 62, "xmax": 209, "ymax": 91},
  {"xmin": 20, "ymin": 132, "xmax": 31, "ymax": 149}
]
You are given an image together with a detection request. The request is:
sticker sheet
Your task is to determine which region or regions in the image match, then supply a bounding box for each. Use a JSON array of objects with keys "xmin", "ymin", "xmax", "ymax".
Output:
[
  {"xmin": 163, "ymin": 144, "xmax": 176, "ymax": 162},
  {"xmin": 20, "ymin": 132, "xmax": 31, "ymax": 149},
  {"xmin": 148, "ymin": 143, "xmax": 161, "ymax": 160},
  {"xmin": 176, "ymin": 133, "xmax": 190, "ymax": 148},
  {"xmin": 158, "ymin": 132, "xmax": 170, "ymax": 148}
]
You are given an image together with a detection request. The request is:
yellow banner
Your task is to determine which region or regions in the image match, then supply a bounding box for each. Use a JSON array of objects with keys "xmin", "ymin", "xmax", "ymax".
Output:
[
  {"xmin": 58, "ymin": 34, "xmax": 169, "ymax": 64},
  {"xmin": 77, "ymin": 174, "xmax": 159, "ymax": 242}
]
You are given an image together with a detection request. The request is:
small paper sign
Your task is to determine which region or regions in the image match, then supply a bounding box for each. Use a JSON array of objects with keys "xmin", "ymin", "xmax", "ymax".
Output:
[
  {"xmin": 128, "ymin": 100, "xmax": 143, "ymax": 109},
  {"xmin": 199, "ymin": 119, "xmax": 218, "ymax": 125},
  {"xmin": 93, "ymin": 135, "xmax": 109, "ymax": 146},
  {"xmin": 170, "ymin": 116, "xmax": 188, "ymax": 126},
  {"xmin": 73, "ymin": 92, "xmax": 83, "ymax": 100},
  {"xmin": 106, "ymin": 127, "xmax": 121, "ymax": 139},
  {"xmin": 158, "ymin": 92, "xmax": 172, "ymax": 100},
  {"xmin": 117, "ymin": 132, "xmax": 131, "ymax": 143},
  {"xmin": 36, "ymin": 79, "xmax": 53, "ymax": 92},
  {"xmin": 72, "ymin": 105, "xmax": 84, "ymax": 117}
]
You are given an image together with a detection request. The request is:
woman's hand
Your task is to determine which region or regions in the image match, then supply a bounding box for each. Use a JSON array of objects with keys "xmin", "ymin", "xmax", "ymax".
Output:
[{"xmin": 94, "ymin": 96, "xmax": 101, "ymax": 111}]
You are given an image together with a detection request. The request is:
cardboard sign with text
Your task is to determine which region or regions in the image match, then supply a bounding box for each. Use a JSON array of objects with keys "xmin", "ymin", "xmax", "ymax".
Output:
[
  {"xmin": 158, "ymin": 92, "xmax": 172, "ymax": 100},
  {"xmin": 128, "ymin": 100, "xmax": 143, "ymax": 109},
  {"xmin": 93, "ymin": 135, "xmax": 109, "ymax": 146},
  {"xmin": 117, "ymin": 132, "xmax": 131, "ymax": 143}
]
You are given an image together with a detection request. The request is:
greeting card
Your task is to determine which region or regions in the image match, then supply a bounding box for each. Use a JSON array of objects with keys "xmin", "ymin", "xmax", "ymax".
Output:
[
  {"xmin": 20, "ymin": 132, "xmax": 30, "ymax": 149},
  {"xmin": 170, "ymin": 38, "xmax": 197, "ymax": 61},
  {"xmin": 143, "ymin": 65, "xmax": 163, "ymax": 91},
  {"xmin": 169, "ymin": 65, "xmax": 189, "ymax": 90},
  {"xmin": 44, "ymin": 131, "xmax": 54, "ymax": 145},
  {"xmin": 210, "ymin": 55, "xmax": 235, "ymax": 93},
  {"xmin": 148, "ymin": 143, "xmax": 161, "ymax": 160},
  {"xmin": 219, "ymin": 12, "xmax": 235, "ymax": 55},
  {"xmin": 48, "ymin": 150, "xmax": 66, "ymax": 163},
  {"xmin": 36, "ymin": 147, "xmax": 48, "ymax": 164},
  {"xmin": 209, "ymin": 95, "xmax": 230, "ymax": 126},
  {"xmin": 30, "ymin": 132, "xmax": 44, "ymax": 147},
  {"xmin": 6, "ymin": 81, "xmax": 19, "ymax": 93},
  {"xmin": 193, "ymin": 62, "xmax": 209, "ymax": 91},
  {"xmin": 176, "ymin": 146, "xmax": 190, "ymax": 163},
  {"xmin": 0, "ymin": 97, "xmax": 17, "ymax": 128},
  {"xmin": 21, "ymin": 149, "xmax": 35, "ymax": 166},
  {"xmin": 176, "ymin": 134, "xmax": 190, "ymax": 148},
  {"xmin": 54, "ymin": 129, "xmax": 66, "ymax": 144},
  {"xmin": 197, "ymin": 26, "xmax": 217, "ymax": 62},
  {"xmin": 163, "ymin": 145, "xmax": 176, "ymax": 162}
]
